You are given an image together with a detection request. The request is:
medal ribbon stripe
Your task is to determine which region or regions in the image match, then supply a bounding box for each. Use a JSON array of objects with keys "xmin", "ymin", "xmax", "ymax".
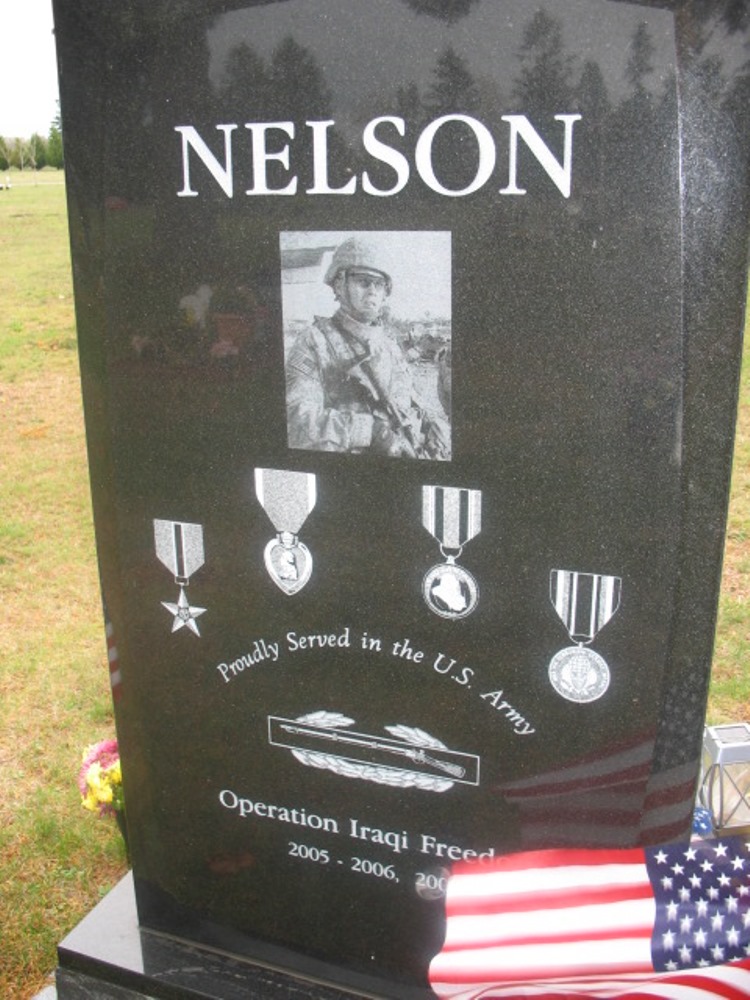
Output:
[
  {"xmin": 154, "ymin": 518, "xmax": 205, "ymax": 581},
  {"xmin": 255, "ymin": 468, "xmax": 316, "ymax": 534},
  {"xmin": 552, "ymin": 569, "xmax": 574, "ymax": 637},
  {"xmin": 423, "ymin": 486, "xmax": 482, "ymax": 550},
  {"xmin": 173, "ymin": 522, "xmax": 185, "ymax": 579},
  {"xmin": 588, "ymin": 573, "xmax": 599, "ymax": 640},
  {"xmin": 572, "ymin": 572, "xmax": 591, "ymax": 642},
  {"xmin": 179, "ymin": 522, "xmax": 206, "ymax": 579},
  {"xmin": 597, "ymin": 574, "xmax": 622, "ymax": 631},
  {"xmin": 552, "ymin": 570, "xmax": 621, "ymax": 644}
]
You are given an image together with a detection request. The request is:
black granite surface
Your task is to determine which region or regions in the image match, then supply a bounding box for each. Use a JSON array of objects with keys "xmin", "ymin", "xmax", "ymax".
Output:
[
  {"xmin": 57, "ymin": 873, "xmax": 380, "ymax": 999},
  {"xmin": 52, "ymin": 0, "xmax": 750, "ymax": 995}
]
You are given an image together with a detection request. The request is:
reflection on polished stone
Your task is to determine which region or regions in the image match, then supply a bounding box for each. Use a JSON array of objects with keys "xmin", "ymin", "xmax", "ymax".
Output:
[
  {"xmin": 57, "ymin": 874, "xmax": 376, "ymax": 999},
  {"xmin": 52, "ymin": 0, "xmax": 750, "ymax": 994}
]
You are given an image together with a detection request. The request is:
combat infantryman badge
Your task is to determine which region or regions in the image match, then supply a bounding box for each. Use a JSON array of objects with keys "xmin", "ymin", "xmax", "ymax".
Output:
[
  {"xmin": 422, "ymin": 485, "xmax": 481, "ymax": 619},
  {"xmin": 548, "ymin": 568, "xmax": 622, "ymax": 702},
  {"xmin": 268, "ymin": 711, "xmax": 481, "ymax": 792},
  {"xmin": 153, "ymin": 518, "xmax": 207, "ymax": 636},
  {"xmin": 255, "ymin": 468, "xmax": 316, "ymax": 595}
]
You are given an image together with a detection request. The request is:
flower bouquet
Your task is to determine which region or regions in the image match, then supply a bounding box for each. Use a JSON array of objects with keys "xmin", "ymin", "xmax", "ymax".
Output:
[
  {"xmin": 78, "ymin": 739, "xmax": 124, "ymax": 815},
  {"xmin": 79, "ymin": 739, "xmax": 128, "ymax": 857},
  {"xmin": 78, "ymin": 740, "xmax": 130, "ymax": 861}
]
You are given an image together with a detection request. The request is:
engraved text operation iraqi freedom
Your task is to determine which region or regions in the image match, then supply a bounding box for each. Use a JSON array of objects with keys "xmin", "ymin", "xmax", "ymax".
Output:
[{"xmin": 175, "ymin": 114, "xmax": 581, "ymax": 199}]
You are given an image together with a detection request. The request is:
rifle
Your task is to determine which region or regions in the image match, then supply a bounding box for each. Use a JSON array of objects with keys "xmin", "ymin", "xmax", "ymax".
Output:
[
  {"xmin": 280, "ymin": 724, "xmax": 466, "ymax": 778},
  {"xmin": 347, "ymin": 351, "xmax": 448, "ymax": 460}
]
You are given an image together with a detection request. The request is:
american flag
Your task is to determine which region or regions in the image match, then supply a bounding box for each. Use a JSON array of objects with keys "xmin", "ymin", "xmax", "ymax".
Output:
[
  {"xmin": 102, "ymin": 597, "xmax": 122, "ymax": 701},
  {"xmin": 499, "ymin": 735, "xmax": 696, "ymax": 849},
  {"xmin": 429, "ymin": 837, "xmax": 750, "ymax": 999}
]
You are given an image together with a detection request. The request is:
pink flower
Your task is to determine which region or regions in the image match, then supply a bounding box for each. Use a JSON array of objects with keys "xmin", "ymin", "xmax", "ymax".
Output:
[{"xmin": 78, "ymin": 739, "xmax": 119, "ymax": 796}]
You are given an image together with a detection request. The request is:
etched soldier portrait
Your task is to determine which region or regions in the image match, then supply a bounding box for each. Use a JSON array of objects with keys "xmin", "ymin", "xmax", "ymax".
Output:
[{"xmin": 280, "ymin": 231, "xmax": 452, "ymax": 460}]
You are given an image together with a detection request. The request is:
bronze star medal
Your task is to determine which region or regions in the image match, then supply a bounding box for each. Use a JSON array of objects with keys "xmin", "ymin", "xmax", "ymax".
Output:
[
  {"xmin": 154, "ymin": 519, "xmax": 207, "ymax": 637},
  {"xmin": 161, "ymin": 587, "xmax": 207, "ymax": 636}
]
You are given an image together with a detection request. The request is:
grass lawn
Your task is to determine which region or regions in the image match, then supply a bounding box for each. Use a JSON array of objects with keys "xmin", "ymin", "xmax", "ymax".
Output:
[
  {"xmin": 0, "ymin": 168, "xmax": 747, "ymax": 999},
  {"xmin": 711, "ymin": 334, "xmax": 750, "ymax": 721},
  {"xmin": 0, "ymin": 171, "xmax": 127, "ymax": 1000}
]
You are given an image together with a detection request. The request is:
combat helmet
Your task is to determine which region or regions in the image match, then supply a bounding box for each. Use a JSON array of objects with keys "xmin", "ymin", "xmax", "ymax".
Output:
[{"xmin": 324, "ymin": 236, "xmax": 393, "ymax": 294}]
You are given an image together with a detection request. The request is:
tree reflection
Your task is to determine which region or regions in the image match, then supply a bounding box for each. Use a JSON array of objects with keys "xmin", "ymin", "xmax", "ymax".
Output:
[
  {"xmin": 425, "ymin": 47, "xmax": 480, "ymax": 115},
  {"xmin": 513, "ymin": 9, "xmax": 575, "ymax": 116},
  {"xmin": 267, "ymin": 36, "xmax": 333, "ymax": 120},
  {"xmin": 400, "ymin": 0, "xmax": 482, "ymax": 24},
  {"xmin": 219, "ymin": 42, "xmax": 270, "ymax": 118},
  {"xmin": 625, "ymin": 22, "xmax": 656, "ymax": 96}
]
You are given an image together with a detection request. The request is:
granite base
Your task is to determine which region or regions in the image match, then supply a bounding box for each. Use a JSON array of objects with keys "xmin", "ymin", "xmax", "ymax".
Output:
[{"xmin": 55, "ymin": 873, "xmax": 378, "ymax": 1000}]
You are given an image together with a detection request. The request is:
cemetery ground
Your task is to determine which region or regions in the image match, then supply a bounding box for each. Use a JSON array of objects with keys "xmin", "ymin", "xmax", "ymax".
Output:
[
  {"xmin": 1, "ymin": 172, "xmax": 127, "ymax": 1000},
  {"xmin": 0, "ymin": 171, "xmax": 748, "ymax": 1000}
]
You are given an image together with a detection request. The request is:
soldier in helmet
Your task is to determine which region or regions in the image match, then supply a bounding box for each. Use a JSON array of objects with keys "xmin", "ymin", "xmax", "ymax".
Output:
[{"xmin": 284, "ymin": 235, "xmax": 450, "ymax": 460}]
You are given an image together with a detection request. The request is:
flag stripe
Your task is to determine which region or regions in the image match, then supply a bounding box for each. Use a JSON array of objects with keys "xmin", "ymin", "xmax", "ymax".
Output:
[
  {"xmin": 430, "ymin": 936, "xmax": 654, "ymax": 983},
  {"xmin": 447, "ymin": 850, "xmax": 646, "ymax": 892},
  {"xmin": 501, "ymin": 744, "xmax": 653, "ymax": 795},
  {"xmin": 447, "ymin": 880, "xmax": 655, "ymax": 918},
  {"xmin": 511, "ymin": 825, "xmax": 646, "ymax": 850},
  {"xmin": 443, "ymin": 896, "xmax": 656, "ymax": 950},
  {"xmin": 497, "ymin": 734, "xmax": 697, "ymax": 850},
  {"xmin": 506, "ymin": 778, "xmax": 649, "ymax": 804},
  {"xmin": 431, "ymin": 961, "xmax": 750, "ymax": 1000},
  {"xmin": 513, "ymin": 801, "xmax": 648, "ymax": 824},
  {"xmin": 105, "ymin": 615, "xmax": 121, "ymax": 700}
]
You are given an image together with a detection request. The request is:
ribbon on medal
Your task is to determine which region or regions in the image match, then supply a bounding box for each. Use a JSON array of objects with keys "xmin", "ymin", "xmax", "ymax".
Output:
[
  {"xmin": 422, "ymin": 485, "xmax": 482, "ymax": 619},
  {"xmin": 154, "ymin": 518, "xmax": 206, "ymax": 636},
  {"xmin": 548, "ymin": 569, "xmax": 622, "ymax": 703},
  {"xmin": 255, "ymin": 468, "xmax": 316, "ymax": 595}
]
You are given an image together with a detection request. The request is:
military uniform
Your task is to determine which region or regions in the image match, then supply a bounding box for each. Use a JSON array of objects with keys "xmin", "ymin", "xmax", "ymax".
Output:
[{"xmin": 286, "ymin": 308, "xmax": 448, "ymax": 458}]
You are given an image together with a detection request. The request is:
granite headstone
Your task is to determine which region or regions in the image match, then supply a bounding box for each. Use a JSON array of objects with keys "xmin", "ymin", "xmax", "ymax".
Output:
[{"xmin": 53, "ymin": 0, "xmax": 750, "ymax": 996}]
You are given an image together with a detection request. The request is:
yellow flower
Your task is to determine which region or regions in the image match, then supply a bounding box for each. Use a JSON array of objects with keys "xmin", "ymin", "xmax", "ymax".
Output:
[
  {"xmin": 86, "ymin": 763, "xmax": 103, "ymax": 791},
  {"xmin": 79, "ymin": 740, "xmax": 123, "ymax": 815},
  {"xmin": 98, "ymin": 784, "xmax": 113, "ymax": 804},
  {"xmin": 82, "ymin": 790, "xmax": 99, "ymax": 812}
]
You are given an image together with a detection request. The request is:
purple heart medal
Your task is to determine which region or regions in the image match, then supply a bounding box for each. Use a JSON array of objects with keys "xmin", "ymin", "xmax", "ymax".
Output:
[
  {"xmin": 548, "ymin": 569, "xmax": 622, "ymax": 703},
  {"xmin": 154, "ymin": 518, "xmax": 207, "ymax": 636},
  {"xmin": 422, "ymin": 485, "xmax": 481, "ymax": 620},
  {"xmin": 255, "ymin": 468, "xmax": 316, "ymax": 595}
]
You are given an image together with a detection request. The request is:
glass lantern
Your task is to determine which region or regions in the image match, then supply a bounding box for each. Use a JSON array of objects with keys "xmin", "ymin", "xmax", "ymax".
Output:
[{"xmin": 699, "ymin": 723, "xmax": 750, "ymax": 833}]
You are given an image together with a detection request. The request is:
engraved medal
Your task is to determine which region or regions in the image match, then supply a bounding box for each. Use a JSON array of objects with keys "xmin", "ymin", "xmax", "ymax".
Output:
[
  {"xmin": 422, "ymin": 486, "xmax": 481, "ymax": 619},
  {"xmin": 154, "ymin": 519, "xmax": 206, "ymax": 636},
  {"xmin": 255, "ymin": 468, "xmax": 316, "ymax": 595},
  {"xmin": 548, "ymin": 569, "xmax": 621, "ymax": 702}
]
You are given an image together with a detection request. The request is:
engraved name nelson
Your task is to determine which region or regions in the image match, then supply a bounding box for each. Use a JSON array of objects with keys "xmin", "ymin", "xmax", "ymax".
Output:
[{"xmin": 175, "ymin": 114, "xmax": 581, "ymax": 199}]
